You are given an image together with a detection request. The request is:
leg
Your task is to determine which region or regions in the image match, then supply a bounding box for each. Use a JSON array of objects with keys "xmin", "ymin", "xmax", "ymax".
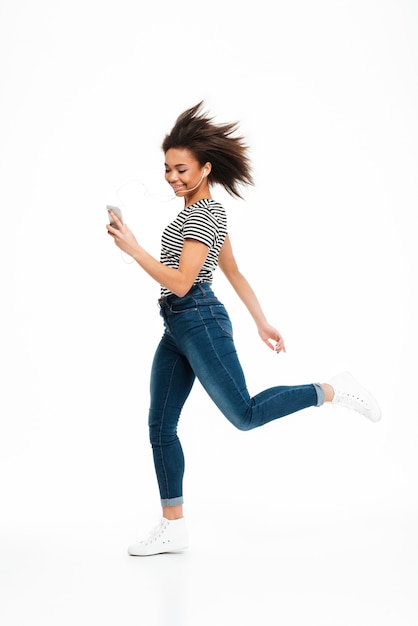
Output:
[
  {"xmin": 178, "ymin": 302, "xmax": 320, "ymax": 430},
  {"xmin": 187, "ymin": 318, "xmax": 380, "ymax": 425},
  {"xmin": 128, "ymin": 334, "xmax": 193, "ymax": 556},
  {"xmin": 148, "ymin": 332, "xmax": 195, "ymax": 510},
  {"xmin": 162, "ymin": 504, "xmax": 184, "ymax": 520}
]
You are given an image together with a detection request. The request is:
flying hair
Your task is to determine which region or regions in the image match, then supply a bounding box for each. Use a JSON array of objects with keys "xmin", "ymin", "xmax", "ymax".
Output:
[{"xmin": 161, "ymin": 101, "xmax": 254, "ymax": 200}]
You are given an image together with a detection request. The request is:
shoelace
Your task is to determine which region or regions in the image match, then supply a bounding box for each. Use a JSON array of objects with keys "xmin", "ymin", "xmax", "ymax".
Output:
[
  {"xmin": 336, "ymin": 390, "xmax": 370, "ymax": 415},
  {"xmin": 143, "ymin": 519, "xmax": 169, "ymax": 545}
]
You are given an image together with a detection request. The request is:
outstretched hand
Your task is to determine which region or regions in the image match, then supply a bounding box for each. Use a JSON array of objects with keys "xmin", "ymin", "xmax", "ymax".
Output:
[
  {"xmin": 258, "ymin": 322, "xmax": 286, "ymax": 354},
  {"xmin": 106, "ymin": 210, "xmax": 140, "ymax": 258}
]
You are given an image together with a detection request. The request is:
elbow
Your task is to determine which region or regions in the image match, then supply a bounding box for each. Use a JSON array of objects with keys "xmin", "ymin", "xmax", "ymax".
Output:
[
  {"xmin": 171, "ymin": 281, "xmax": 195, "ymax": 299},
  {"xmin": 175, "ymin": 286, "xmax": 194, "ymax": 298},
  {"xmin": 173, "ymin": 288, "xmax": 189, "ymax": 298}
]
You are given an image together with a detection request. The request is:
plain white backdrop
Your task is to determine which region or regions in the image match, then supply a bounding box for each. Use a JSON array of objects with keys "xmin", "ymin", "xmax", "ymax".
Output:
[{"xmin": 1, "ymin": 1, "xmax": 417, "ymax": 624}]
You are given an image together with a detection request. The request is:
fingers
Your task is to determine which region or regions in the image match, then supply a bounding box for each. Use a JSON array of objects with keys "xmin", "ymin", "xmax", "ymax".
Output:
[
  {"xmin": 106, "ymin": 223, "xmax": 119, "ymax": 244},
  {"xmin": 265, "ymin": 337, "xmax": 285, "ymax": 353},
  {"xmin": 262, "ymin": 329, "xmax": 286, "ymax": 353},
  {"xmin": 106, "ymin": 218, "xmax": 136, "ymax": 258},
  {"xmin": 107, "ymin": 211, "xmax": 126, "ymax": 242},
  {"xmin": 108, "ymin": 209, "xmax": 122, "ymax": 228},
  {"xmin": 274, "ymin": 338, "xmax": 286, "ymax": 354}
]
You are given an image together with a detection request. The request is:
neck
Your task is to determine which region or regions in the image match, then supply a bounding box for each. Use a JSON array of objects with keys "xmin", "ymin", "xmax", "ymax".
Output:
[{"xmin": 183, "ymin": 186, "xmax": 212, "ymax": 208}]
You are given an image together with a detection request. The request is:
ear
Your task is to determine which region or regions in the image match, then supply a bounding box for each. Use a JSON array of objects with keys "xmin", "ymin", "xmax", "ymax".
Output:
[{"xmin": 203, "ymin": 162, "xmax": 212, "ymax": 176}]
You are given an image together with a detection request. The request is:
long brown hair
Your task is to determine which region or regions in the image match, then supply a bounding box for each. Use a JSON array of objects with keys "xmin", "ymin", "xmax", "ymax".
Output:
[{"xmin": 161, "ymin": 101, "xmax": 254, "ymax": 199}]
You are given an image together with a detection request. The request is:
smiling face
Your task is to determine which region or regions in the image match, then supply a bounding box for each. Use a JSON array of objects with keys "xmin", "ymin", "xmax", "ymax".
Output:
[{"xmin": 164, "ymin": 147, "xmax": 211, "ymax": 205}]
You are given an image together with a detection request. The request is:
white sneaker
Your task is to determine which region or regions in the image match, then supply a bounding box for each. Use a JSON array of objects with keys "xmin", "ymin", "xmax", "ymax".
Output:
[
  {"xmin": 328, "ymin": 371, "xmax": 382, "ymax": 422},
  {"xmin": 128, "ymin": 517, "xmax": 189, "ymax": 556}
]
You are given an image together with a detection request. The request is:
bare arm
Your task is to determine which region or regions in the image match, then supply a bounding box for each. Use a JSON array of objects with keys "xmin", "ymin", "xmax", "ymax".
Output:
[
  {"xmin": 106, "ymin": 210, "xmax": 209, "ymax": 298},
  {"xmin": 218, "ymin": 234, "xmax": 286, "ymax": 353}
]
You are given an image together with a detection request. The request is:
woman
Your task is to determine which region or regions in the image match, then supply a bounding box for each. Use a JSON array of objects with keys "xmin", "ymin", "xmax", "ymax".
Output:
[{"xmin": 106, "ymin": 102, "xmax": 381, "ymax": 556}]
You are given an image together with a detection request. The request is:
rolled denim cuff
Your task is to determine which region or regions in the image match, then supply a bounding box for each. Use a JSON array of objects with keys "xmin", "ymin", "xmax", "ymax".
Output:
[
  {"xmin": 313, "ymin": 383, "xmax": 325, "ymax": 407},
  {"xmin": 161, "ymin": 496, "xmax": 184, "ymax": 507}
]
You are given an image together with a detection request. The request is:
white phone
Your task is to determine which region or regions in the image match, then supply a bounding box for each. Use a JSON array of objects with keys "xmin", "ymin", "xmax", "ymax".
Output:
[{"xmin": 106, "ymin": 205, "xmax": 123, "ymax": 229}]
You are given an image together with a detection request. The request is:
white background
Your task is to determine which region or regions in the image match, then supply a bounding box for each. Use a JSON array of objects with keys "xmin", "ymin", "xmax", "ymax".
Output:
[{"xmin": 1, "ymin": 1, "xmax": 417, "ymax": 624}]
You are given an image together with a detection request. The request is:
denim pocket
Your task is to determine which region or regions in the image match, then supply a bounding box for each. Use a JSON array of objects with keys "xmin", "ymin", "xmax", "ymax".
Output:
[{"xmin": 169, "ymin": 297, "xmax": 198, "ymax": 313}]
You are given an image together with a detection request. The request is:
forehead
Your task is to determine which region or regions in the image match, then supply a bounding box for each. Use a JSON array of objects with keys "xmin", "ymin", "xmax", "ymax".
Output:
[{"xmin": 164, "ymin": 147, "xmax": 198, "ymax": 166}]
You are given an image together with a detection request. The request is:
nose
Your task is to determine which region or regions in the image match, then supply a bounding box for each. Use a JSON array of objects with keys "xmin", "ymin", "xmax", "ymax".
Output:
[{"xmin": 166, "ymin": 170, "xmax": 178, "ymax": 183}]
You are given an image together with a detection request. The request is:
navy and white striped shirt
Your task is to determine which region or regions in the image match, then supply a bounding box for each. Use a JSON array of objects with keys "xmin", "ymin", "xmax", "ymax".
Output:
[{"xmin": 160, "ymin": 198, "xmax": 227, "ymax": 297}]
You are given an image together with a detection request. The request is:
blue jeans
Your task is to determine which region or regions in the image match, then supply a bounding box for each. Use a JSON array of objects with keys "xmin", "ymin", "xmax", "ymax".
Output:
[{"xmin": 148, "ymin": 283, "xmax": 323, "ymax": 506}]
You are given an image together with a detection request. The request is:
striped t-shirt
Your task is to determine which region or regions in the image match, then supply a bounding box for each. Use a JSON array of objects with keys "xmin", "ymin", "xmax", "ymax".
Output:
[{"xmin": 160, "ymin": 198, "xmax": 227, "ymax": 297}]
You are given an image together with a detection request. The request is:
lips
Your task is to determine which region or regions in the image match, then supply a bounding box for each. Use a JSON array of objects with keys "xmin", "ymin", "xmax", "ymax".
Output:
[{"xmin": 172, "ymin": 185, "xmax": 186, "ymax": 193}]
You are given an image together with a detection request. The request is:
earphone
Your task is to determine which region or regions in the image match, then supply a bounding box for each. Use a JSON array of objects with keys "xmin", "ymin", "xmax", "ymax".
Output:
[{"xmin": 111, "ymin": 168, "xmax": 209, "ymax": 265}]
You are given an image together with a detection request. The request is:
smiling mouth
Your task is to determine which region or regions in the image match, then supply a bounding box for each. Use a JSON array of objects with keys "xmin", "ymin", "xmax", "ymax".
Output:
[{"xmin": 172, "ymin": 185, "xmax": 186, "ymax": 193}]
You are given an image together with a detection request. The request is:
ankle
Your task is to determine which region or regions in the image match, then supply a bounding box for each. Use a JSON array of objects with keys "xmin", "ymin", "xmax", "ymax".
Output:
[
  {"xmin": 322, "ymin": 383, "xmax": 335, "ymax": 403},
  {"xmin": 162, "ymin": 504, "xmax": 184, "ymax": 521}
]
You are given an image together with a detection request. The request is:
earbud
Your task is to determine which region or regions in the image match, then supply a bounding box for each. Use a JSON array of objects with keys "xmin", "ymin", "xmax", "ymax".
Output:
[{"xmin": 203, "ymin": 168, "xmax": 207, "ymax": 176}]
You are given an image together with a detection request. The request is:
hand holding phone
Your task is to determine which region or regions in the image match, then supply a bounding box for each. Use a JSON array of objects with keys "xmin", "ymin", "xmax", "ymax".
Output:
[{"xmin": 106, "ymin": 205, "xmax": 123, "ymax": 229}]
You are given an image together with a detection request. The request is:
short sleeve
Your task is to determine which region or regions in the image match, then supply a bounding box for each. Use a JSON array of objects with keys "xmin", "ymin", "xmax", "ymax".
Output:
[{"xmin": 182, "ymin": 208, "xmax": 217, "ymax": 248}]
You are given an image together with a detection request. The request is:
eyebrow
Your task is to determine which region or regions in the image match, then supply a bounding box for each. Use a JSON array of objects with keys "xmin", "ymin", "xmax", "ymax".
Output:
[{"xmin": 164, "ymin": 162, "xmax": 189, "ymax": 168}]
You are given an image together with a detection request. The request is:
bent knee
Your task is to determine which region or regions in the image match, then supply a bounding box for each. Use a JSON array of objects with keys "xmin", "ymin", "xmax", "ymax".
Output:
[{"xmin": 226, "ymin": 412, "xmax": 253, "ymax": 432}]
